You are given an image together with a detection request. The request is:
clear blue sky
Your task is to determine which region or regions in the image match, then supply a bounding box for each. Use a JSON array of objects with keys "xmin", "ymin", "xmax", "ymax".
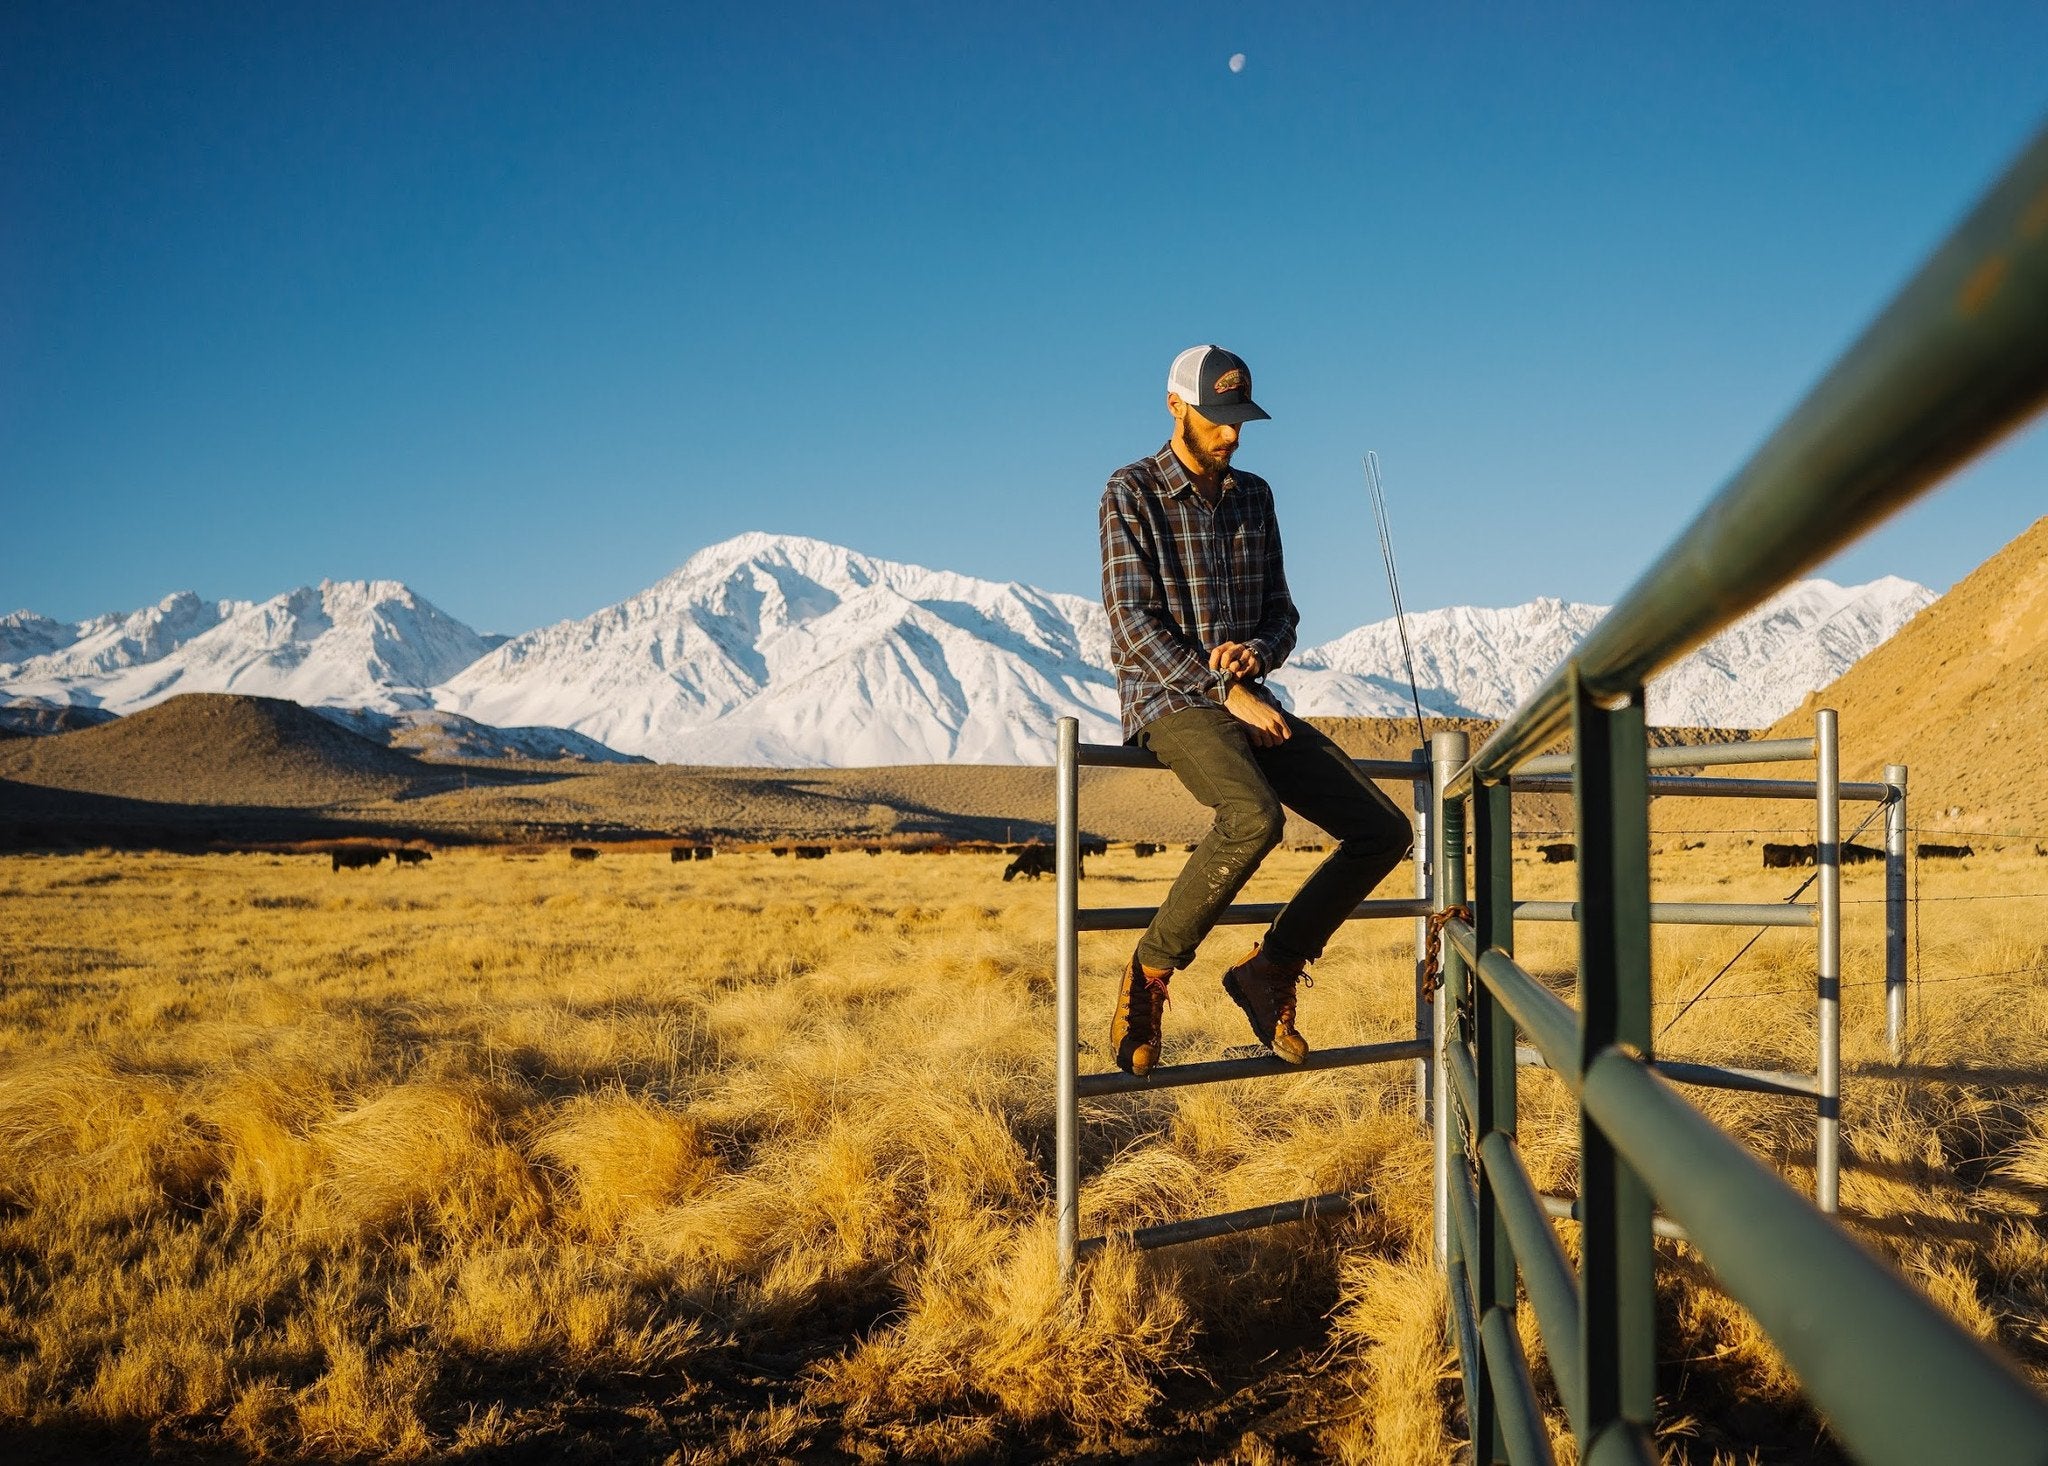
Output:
[{"xmin": 4, "ymin": 3, "xmax": 2045, "ymax": 642}]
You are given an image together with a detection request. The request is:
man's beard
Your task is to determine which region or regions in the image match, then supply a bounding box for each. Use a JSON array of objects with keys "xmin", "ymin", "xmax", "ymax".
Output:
[{"xmin": 1179, "ymin": 426, "xmax": 1232, "ymax": 477}]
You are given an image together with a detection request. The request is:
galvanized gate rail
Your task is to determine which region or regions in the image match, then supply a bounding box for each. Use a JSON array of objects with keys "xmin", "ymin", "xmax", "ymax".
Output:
[
  {"xmin": 1486, "ymin": 712, "xmax": 1902, "ymax": 1225},
  {"xmin": 1053, "ymin": 728, "xmax": 1434, "ymax": 1273},
  {"xmin": 1433, "ymin": 121, "xmax": 2048, "ymax": 1465},
  {"xmin": 1512, "ymin": 741, "xmax": 1916, "ymax": 1063}
]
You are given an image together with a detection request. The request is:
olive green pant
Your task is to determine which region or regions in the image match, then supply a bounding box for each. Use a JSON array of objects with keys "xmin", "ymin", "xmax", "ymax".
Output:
[{"xmin": 1132, "ymin": 704, "xmax": 1414, "ymax": 974}]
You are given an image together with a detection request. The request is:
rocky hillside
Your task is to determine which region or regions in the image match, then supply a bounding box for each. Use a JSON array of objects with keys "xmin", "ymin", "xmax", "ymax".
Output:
[{"xmin": 1766, "ymin": 515, "xmax": 2048, "ymax": 839}]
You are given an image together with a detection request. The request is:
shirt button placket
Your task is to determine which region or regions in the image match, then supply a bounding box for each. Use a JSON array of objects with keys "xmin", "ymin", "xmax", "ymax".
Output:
[{"xmin": 1216, "ymin": 492, "xmax": 1234, "ymax": 634}]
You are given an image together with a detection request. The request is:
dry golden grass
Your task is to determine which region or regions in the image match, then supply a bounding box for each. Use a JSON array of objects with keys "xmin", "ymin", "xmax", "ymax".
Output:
[{"xmin": 2, "ymin": 838, "xmax": 2045, "ymax": 1462}]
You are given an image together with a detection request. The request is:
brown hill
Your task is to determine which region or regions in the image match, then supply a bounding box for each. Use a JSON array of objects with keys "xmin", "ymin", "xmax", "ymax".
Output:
[
  {"xmin": 0, "ymin": 693, "xmax": 442, "ymax": 808},
  {"xmin": 0, "ymin": 696, "xmax": 1757, "ymax": 850},
  {"xmin": 1765, "ymin": 514, "xmax": 2048, "ymax": 838},
  {"xmin": 0, "ymin": 702, "xmax": 120, "ymax": 738}
]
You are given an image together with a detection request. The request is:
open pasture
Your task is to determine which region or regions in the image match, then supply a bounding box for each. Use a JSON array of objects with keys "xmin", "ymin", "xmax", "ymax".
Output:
[{"xmin": 2, "ymin": 840, "xmax": 2046, "ymax": 1463}]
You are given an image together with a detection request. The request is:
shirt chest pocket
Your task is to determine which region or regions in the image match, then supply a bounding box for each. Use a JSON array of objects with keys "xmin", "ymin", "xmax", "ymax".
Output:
[{"xmin": 1230, "ymin": 518, "xmax": 1267, "ymax": 575}]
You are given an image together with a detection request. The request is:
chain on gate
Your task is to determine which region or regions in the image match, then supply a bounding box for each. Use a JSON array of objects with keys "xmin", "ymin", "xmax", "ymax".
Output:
[{"xmin": 1420, "ymin": 904, "xmax": 1472, "ymax": 1003}]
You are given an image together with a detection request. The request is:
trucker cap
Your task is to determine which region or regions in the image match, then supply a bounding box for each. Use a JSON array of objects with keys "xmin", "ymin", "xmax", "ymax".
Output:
[{"xmin": 1167, "ymin": 344, "xmax": 1270, "ymax": 425}]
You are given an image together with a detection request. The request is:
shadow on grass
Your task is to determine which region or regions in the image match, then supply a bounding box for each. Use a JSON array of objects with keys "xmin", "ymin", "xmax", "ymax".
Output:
[
  {"xmin": 1850, "ymin": 1060, "xmax": 2048, "ymax": 1089},
  {"xmin": 0, "ymin": 777, "xmax": 656, "ymax": 853}
]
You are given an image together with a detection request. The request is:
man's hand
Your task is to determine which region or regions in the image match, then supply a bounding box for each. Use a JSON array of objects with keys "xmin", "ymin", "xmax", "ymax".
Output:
[
  {"xmin": 1224, "ymin": 682, "xmax": 1290, "ymax": 748},
  {"xmin": 1209, "ymin": 641, "xmax": 1263, "ymax": 678}
]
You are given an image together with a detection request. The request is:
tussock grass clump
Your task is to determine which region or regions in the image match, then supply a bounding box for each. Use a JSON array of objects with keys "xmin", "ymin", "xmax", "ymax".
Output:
[
  {"xmin": 819, "ymin": 1229, "xmax": 1193, "ymax": 1440},
  {"xmin": 0, "ymin": 1052, "xmax": 220, "ymax": 1223},
  {"xmin": 532, "ymin": 1088, "xmax": 719, "ymax": 1236},
  {"xmin": 1325, "ymin": 1249, "xmax": 1459, "ymax": 1465},
  {"xmin": 314, "ymin": 1080, "xmax": 548, "ymax": 1240}
]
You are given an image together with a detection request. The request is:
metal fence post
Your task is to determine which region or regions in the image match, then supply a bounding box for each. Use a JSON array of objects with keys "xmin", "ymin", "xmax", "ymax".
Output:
[
  {"xmin": 1414, "ymin": 751, "xmax": 1434, "ymax": 1120},
  {"xmin": 1884, "ymin": 763, "xmax": 1909, "ymax": 1060},
  {"xmin": 1573, "ymin": 674, "xmax": 1657, "ymax": 1460},
  {"xmin": 1056, "ymin": 717, "xmax": 1081, "ymax": 1282},
  {"xmin": 1815, "ymin": 710, "xmax": 1841, "ymax": 1213},
  {"xmin": 1431, "ymin": 732, "xmax": 1468, "ymax": 1267},
  {"xmin": 1473, "ymin": 773, "xmax": 1520, "ymax": 1463},
  {"xmin": 1433, "ymin": 731, "xmax": 1485, "ymax": 1429}
]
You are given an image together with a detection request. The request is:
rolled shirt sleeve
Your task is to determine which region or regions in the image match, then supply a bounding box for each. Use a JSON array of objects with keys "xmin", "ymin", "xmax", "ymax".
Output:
[{"xmin": 1100, "ymin": 484, "xmax": 1215, "ymax": 696}]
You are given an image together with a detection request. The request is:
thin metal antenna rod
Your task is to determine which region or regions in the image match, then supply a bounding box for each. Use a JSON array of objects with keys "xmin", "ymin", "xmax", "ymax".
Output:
[{"xmin": 1366, "ymin": 451, "xmax": 1429, "ymax": 753}]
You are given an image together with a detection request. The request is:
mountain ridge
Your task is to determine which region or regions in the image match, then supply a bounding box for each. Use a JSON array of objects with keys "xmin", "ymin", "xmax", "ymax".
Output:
[{"xmin": 2, "ymin": 533, "xmax": 1935, "ymax": 766}]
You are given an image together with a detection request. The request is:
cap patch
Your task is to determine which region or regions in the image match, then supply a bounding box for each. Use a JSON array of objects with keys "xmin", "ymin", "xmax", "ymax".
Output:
[{"xmin": 1212, "ymin": 368, "xmax": 1246, "ymax": 395}]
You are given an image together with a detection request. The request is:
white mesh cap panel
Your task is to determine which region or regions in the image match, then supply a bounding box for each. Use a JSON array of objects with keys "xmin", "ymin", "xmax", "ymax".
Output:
[{"xmin": 1168, "ymin": 344, "xmax": 1216, "ymax": 401}]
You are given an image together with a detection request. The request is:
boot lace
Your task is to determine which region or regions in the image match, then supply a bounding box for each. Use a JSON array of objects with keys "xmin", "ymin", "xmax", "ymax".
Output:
[
  {"xmin": 1275, "ymin": 969, "xmax": 1308, "ymax": 1028},
  {"xmin": 1128, "ymin": 966, "xmax": 1171, "ymax": 1043},
  {"xmin": 1142, "ymin": 968, "xmax": 1173, "ymax": 1011}
]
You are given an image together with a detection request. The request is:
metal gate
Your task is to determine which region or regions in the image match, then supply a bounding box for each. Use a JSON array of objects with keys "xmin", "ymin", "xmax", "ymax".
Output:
[
  {"xmin": 1050, "ymin": 732, "xmax": 1434, "ymax": 1268},
  {"xmin": 1429, "ymin": 120, "xmax": 2048, "ymax": 1463},
  {"xmin": 1050, "ymin": 114, "xmax": 2048, "ymax": 1466}
]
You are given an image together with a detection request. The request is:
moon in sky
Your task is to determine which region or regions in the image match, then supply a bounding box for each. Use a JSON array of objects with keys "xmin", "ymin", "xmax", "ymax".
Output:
[{"xmin": 1228, "ymin": 53, "xmax": 1246, "ymax": 74}]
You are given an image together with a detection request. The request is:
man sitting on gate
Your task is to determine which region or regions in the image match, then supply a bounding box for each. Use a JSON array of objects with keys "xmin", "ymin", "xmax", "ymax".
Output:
[{"xmin": 1098, "ymin": 345, "xmax": 1414, "ymax": 1076}]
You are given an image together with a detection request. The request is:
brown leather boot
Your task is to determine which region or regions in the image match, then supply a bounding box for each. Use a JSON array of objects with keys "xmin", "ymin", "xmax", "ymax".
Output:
[
  {"xmin": 1223, "ymin": 944, "xmax": 1310, "ymax": 1064},
  {"xmin": 1109, "ymin": 952, "xmax": 1172, "ymax": 1077}
]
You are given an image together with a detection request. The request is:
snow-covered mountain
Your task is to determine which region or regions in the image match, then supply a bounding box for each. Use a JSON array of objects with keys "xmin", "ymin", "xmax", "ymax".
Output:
[
  {"xmin": 1272, "ymin": 577, "xmax": 1934, "ymax": 728},
  {"xmin": 1274, "ymin": 598, "xmax": 1611, "ymax": 720},
  {"xmin": 0, "ymin": 591, "xmax": 245, "ymax": 681},
  {"xmin": 0, "ymin": 535, "xmax": 1935, "ymax": 765},
  {"xmin": 1643, "ymin": 576, "xmax": 1935, "ymax": 727},
  {"xmin": 436, "ymin": 533, "xmax": 1122, "ymax": 764},
  {"xmin": 0, "ymin": 581, "xmax": 504, "ymax": 714},
  {"xmin": 438, "ymin": 536, "xmax": 1928, "ymax": 761}
]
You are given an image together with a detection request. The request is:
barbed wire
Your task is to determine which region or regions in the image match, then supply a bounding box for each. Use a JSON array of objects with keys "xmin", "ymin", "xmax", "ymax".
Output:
[
  {"xmin": 1903, "ymin": 827, "xmax": 2048, "ymax": 843},
  {"xmin": 1843, "ymin": 892, "xmax": 2048, "ymax": 904},
  {"xmin": 1504, "ymin": 825, "xmax": 2048, "ymax": 843},
  {"xmin": 1514, "ymin": 828, "xmax": 1822, "ymax": 838},
  {"xmin": 1478, "ymin": 811, "xmax": 2048, "ymax": 1028},
  {"xmin": 1649, "ymin": 963, "xmax": 2047, "ymax": 1007},
  {"xmin": 1654, "ymin": 802, "xmax": 1887, "ymax": 1037}
]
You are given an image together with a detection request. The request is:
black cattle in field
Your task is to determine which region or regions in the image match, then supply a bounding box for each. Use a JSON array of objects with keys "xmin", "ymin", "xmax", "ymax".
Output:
[
  {"xmin": 393, "ymin": 848, "xmax": 432, "ymax": 867},
  {"xmin": 794, "ymin": 845, "xmax": 828, "ymax": 860},
  {"xmin": 862, "ymin": 845, "xmax": 881, "ymax": 856},
  {"xmin": 1132, "ymin": 842, "xmax": 1163, "ymax": 858},
  {"xmin": 1080, "ymin": 837, "xmax": 1108, "ymax": 858},
  {"xmin": 331, "ymin": 848, "xmax": 388, "ymax": 872},
  {"xmin": 1917, "ymin": 842, "xmax": 1974, "ymax": 860},
  {"xmin": 1680, "ymin": 839, "xmax": 1707, "ymax": 852},
  {"xmin": 569, "ymin": 846, "xmax": 600, "ymax": 862},
  {"xmin": 1841, "ymin": 841, "xmax": 1886, "ymax": 866},
  {"xmin": 1004, "ymin": 845, "xmax": 1055, "ymax": 882},
  {"xmin": 671, "ymin": 844, "xmax": 713, "ymax": 862},
  {"xmin": 1762, "ymin": 842, "xmax": 1817, "ymax": 869},
  {"xmin": 1538, "ymin": 842, "xmax": 1575, "ymax": 864}
]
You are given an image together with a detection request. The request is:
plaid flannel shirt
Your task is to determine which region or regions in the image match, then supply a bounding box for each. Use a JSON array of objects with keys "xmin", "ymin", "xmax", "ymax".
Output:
[{"xmin": 1099, "ymin": 443, "xmax": 1300, "ymax": 741}]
